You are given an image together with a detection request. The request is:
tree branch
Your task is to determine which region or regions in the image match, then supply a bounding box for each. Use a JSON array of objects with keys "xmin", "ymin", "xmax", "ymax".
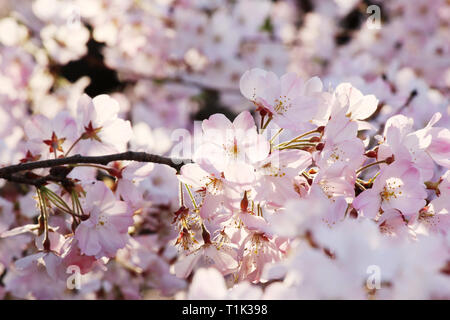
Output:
[
  {"xmin": 0, "ymin": 151, "xmax": 190, "ymax": 187},
  {"xmin": 0, "ymin": 173, "xmax": 67, "ymax": 187}
]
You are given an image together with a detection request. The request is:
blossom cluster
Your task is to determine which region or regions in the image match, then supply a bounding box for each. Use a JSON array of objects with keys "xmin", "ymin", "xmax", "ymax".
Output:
[{"xmin": 0, "ymin": 0, "xmax": 449, "ymax": 300}]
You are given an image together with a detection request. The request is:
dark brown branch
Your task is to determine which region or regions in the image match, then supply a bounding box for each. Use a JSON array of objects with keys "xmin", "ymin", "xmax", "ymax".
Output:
[
  {"xmin": 1, "ymin": 173, "xmax": 68, "ymax": 187},
  {"xmin": 0, "ymin": 151, "xmax": 190, "ymax": 187}
]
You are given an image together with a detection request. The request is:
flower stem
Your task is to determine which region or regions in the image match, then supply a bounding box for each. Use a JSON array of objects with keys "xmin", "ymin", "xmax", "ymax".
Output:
[
  {"xmin": 37, "ymin": 188, "xmax": 50, "ymax": 249},
  {"xmin": 184, "ymin": 184, "xmax": 198, "ymax": 210},
  {"xmin": 273, "ymin": 128, "xmax": 321, "ymax": 149},
  {"xmin": 293, "ymin": 128, "xmax": 321, "ymax": 140},
  {"xmin": 270, "ymin": 128, "xmax": 284, "ymax": 144},
  {"xmin": 65, "ymin": 136, "xmax": 83, "ymax": 157},
  {"xmin": 277, "ymin": 143, "xmax": 317, "ymax": 150},
  {"xmin": 356, "ymin": 160, "xmax": 387, "ymax": 175},
  {"xmin": 355, "ymin": 181, "xmax": 366, "ymax": 191},
  {"xmin": 179, "ymin": 181, "xmax": 185, "ymax": 208},
  {"xmin": 260, "ymin": 116, "xmax": 272, "ymax": 134}
]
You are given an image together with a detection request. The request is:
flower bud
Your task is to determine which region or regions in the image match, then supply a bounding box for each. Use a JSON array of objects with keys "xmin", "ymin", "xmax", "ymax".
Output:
[
  {"xmin": 201, "ymin": 224, "xmax": 212, "ymax": 244},
  {"xmin": 365, "ymin": 150, "xmax": 377, "ymax": 158},
  {"xmin": 240, "ymin": 191, "xmax": 249, "ymax": 212},
  {"xmin": 43, "ymin": 237, "xmax": 51, "ymax": 251},
  {"xmin": 349, "ymin": 208, "xmax": 358, "ymax": 219},
  {"xmin": 385, "ymin": 155, "xmax": 395, "ymax": 164},
  {"xmin": 315, "ymin": 143, "xmax": 325, "ymax": 151}
]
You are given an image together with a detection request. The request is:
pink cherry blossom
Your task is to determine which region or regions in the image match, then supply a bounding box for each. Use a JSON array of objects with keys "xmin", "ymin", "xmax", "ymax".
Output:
[
  {"xmin": 76, "ymin": 94, "xmax": 133, "ymax": 156},
  {"xmin": 353, "ymin": 160, "xmax": 427, "ymax": 219},
  {"xmin": 24, "ymin": 111, "xmax": 78, "ymax": 158},
  {"xmin": 253, "ymin": 150, "xmax": 312, "ymax": 206},
  {"xmin": 315, "ymin": 107, "xmax": 365, "ymax": 171},
  {"xmin": 377, "ymin": 113, "xmax": 437, "ymax": 181},
  {"xmin": 194, "ymin": 111, "xmax": 270, "ymax": 177},
  {"xmin": 178, "ymin": 162, "xmax": 242, "ymax": 219},
  {"xmin": 75, "ymin": 181, "xmax": 134, "ymax": 259},
  {"xmin": 114, "ymin": 162, "xmax": 155, "ymax": 208},
  {"xmin": 240, "ymin": 68, "xmax": 327, "ymax": 130},
  {"xmin": 331, "ymin": 83, "xmax": 379, "ymax": 130},
  {"xmin": 174, "ymin": 242, "xmax": 238, "ymax": 279},
  {"xmin": 238, "ymin": 232, "xmax": 286, "ymax": 283},
  {"xmin": 187, "ymin": 268, "xmax": 228, "ymax": 300}
]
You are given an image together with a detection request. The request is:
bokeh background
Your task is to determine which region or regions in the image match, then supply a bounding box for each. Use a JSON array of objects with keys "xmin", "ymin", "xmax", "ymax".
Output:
[{"xmin": 1, "ymin": 0, "xmax": 448, "ymax": 133}]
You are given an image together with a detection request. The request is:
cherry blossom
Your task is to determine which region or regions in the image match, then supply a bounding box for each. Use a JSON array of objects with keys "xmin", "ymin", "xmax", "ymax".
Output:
[
  {"xmin": 240, "ymin": 68, "xmax": 327, "ymax": 130},
  {"xmin": 174, "ymin": 241, "xmax": 238, "ymax": 279},
  {"xmin": 24, "ymin": 111, "xmax": 78, "ymax": 159},
  {"xmin": 75, "ymin": 182, "xmax": 134, "ymax": 259},
  {"xmin": 76, "ymin": 94, "xmax": 133, "ymax": 156},
  {"xmin": 353, "ymin": 160, "xmax": 427, "ymax": 220},
  {"xmin": 194, "ymin": 111, "xmax": 270, "ymax": 177}
]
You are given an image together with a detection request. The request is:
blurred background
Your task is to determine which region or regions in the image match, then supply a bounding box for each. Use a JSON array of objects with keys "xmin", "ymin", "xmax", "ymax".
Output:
[{"xmin": 0, "ymin": 0, "xmax": 448, "ymax": 137}]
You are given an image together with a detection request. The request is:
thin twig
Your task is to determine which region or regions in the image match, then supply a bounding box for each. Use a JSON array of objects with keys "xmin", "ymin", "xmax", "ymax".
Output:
[{"xmin": 0, "ymin": 151, "xmax": 191, "ymax": 186}]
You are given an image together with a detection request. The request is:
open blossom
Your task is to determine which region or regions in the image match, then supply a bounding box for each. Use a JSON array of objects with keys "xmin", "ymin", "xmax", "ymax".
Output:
[
  {"xmin": 75, "ymin": 182, "xmax": 134, "ymax": 259},
  {"xmin": 3, "ymin": 259, "xmax": 67, "ymax": 299},
  {"xmin": 139, "ymin": 164, "xmax": 179, "ymax": 207},
  {"xmin": 252, "ymin": 150, "xmax": 312, "ymax": 207},
  {"xmin": 416, "ymin": 112, "xmax": 450, "ymax": 169},
  {"xmin": 116, "ymin": 236, "xmax": 186, "ymax": 296},
  {"xmin": 240, "ymin": 68, "xmax": 327, "ymax": 130},
  {"xmin": 428, "ymin": 171, "xmax": 450, "ymax": 217},
  {"xmin": 417, "ymin": 170, "xmax": 450, "ymax": 235},
  {"xmin": 24, "ymin": 111, "xmax": 78, "ymax": 158},
  {"xmin": 178, "ymin": 162, "xmax": 243, "ymax": 219},
  {"xmin": 174, "ymin": 241, "xmax": 238, "ymax": 279},
  {"xmin": 238, "ymin": 232, "xmax": 286, "ymax": 283},
  {"xmin": 5, "ymin": 231, "xmax": 67, "ymax": 295},
  {"xmin": 377, "ymin": 208, "xmax": 413, "ymax": 238},
  {"xmin": 0, "ymin": 46, "xmax": 35, "ymax": 106},
  {"xmin": 329, "ymin": 83, "xmax": 379, "ymax": 130},
  {"xmin": 377, "ymin": 113, "xmax": 438, "ymax": 181},
  {"xmin": 353, "ymin": 160, "xmax": 427, "ymax": 219},
  {"xmin": 76, "ymin": 94, "xmax": 133, "ymax": 156},
  {"xmin": 314, "ymin": 107, "xmax": 365, "ymax": 171},
  {"xmin": 59, "ymin": 238, "xmax": 98, "ymax": 275},
  {"xmin": 113, "ymin": 162, "xmax": 155, "ymax": 208},
  {"xmin": 202, "ymin": 9, "xmax": 241, "ymax": 61},
  {"xmin": 314, "ymin": 164, "xmax": 356, "ymax": 201},
  {"xmin": 194, "ymin": 111, "xmax": 270, "ymax": 179}
]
